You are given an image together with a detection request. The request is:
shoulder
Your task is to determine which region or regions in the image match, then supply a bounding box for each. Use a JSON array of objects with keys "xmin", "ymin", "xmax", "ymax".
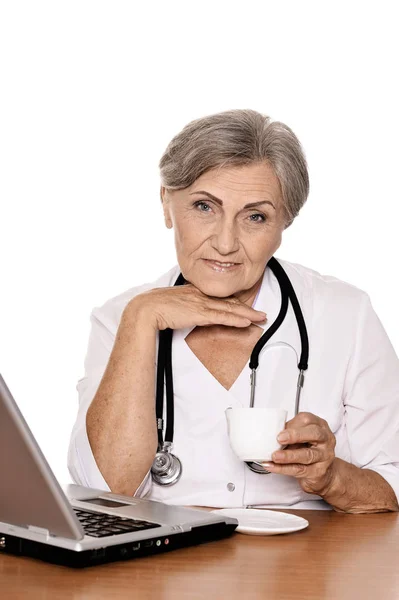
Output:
[
  {"xmin": 275, "ymin": 257, "xmax": 370, "ymax": 315},
  {"xmin": 91, "ymin": 265, "xmax": 181, "ymax": 334}
]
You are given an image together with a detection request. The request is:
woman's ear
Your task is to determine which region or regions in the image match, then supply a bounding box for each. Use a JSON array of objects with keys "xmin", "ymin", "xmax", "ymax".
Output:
[{"xmin": 160, "ymin": 186, "xmax": 173, "ymax": 229}]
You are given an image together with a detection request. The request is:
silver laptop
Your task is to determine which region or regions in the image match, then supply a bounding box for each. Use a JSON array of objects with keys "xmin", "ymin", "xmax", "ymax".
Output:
[{"xmin": 0, "ymin": 374, "xmax": 237, "ymax": 567}]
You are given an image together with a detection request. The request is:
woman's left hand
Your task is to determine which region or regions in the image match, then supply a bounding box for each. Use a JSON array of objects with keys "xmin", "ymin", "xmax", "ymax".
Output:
[{"xmin": 262, "ymin": 412, "xmax": 337, "ymax": 496}]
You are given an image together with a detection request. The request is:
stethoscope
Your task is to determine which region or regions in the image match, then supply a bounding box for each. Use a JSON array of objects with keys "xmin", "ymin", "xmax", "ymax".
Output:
[{"xmin": 150, "ymin": 256, "xmax": 309, "ymax": 485}]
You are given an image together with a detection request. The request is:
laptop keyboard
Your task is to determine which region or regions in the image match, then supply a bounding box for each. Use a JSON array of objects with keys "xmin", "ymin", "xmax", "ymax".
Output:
[{"xmin": 73, "ymin": 509, "xmax": 161, "ymax": 538}]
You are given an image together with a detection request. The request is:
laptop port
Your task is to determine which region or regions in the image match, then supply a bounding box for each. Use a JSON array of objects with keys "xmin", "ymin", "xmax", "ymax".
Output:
[
  {"xmin": 142, "ymin": 540, "xmax": 153, "ymax": 548},
  {"xmin": 131, "ymin": 542, "xmax": 140, "ymax": 551}
]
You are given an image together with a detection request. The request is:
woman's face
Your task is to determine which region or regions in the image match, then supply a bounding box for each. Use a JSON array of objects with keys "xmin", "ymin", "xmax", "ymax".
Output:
[{"xmin": 161, "ymin": 161, "xmax": 286, "ymax": 303}]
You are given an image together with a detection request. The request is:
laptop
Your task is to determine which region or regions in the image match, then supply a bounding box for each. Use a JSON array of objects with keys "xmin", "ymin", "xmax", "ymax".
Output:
[{"xmin": 0, "ymin": 374, "xmax": 237, "ymax": 567}]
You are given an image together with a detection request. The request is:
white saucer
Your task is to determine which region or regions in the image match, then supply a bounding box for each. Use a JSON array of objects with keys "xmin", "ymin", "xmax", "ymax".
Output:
[{"xmin": 212, "ymin": 508, "xmax": 309, "ymax": 536}]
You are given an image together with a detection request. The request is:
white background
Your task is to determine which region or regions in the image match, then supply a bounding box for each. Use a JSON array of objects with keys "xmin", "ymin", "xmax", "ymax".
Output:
[{"xmin": 0, "ymin": 1, "xmax": 398, "ymax": 485}]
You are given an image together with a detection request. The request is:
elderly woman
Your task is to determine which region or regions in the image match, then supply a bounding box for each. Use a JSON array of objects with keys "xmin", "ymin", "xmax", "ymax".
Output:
[{"xmin": 68, "ymin": 109, "xmax": 399, "ymax": 513}]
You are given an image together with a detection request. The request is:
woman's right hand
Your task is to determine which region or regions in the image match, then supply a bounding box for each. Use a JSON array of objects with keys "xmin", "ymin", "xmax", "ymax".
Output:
[{"xmin": 125, "ymin": 283, "xmax": 267, "ymax": 331}]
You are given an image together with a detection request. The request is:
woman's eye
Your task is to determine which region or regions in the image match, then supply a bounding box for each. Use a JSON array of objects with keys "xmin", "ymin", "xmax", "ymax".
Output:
[
  {"xmin": 194, "ymin": 201, "xmax": 212, "ymax": 212},
  {"xmin": 249, "ymin": 213, "xmax": 266, "ymax": 223}
]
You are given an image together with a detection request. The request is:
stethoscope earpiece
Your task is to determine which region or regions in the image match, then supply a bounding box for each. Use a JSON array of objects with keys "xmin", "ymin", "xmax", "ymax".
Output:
[{"xmin": 246, "ymin": 461, "xmax": 271, "ymax": 475}]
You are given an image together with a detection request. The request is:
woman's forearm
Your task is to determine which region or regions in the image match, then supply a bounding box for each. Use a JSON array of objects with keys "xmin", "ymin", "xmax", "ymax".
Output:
[
  {"xmin": 320, "ymin": 458, "xmax": 399, "ymax": 513},
  {"xmin": 86, "ymin": 299, "xmax": 158, "ymax": 496}
]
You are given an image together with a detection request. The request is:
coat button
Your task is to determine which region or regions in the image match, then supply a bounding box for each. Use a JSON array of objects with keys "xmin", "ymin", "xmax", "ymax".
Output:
[{"xmin": 227, "ymin": 482, "xmax": 235, "ymax": 492}]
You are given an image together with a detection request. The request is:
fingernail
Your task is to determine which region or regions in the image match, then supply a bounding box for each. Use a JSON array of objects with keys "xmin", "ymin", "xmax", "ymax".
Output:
[
  {"xmin": 262, "ymin": 463, "xmax": 273, "ymax": 469},
  {"xmin": 277, "ymin": 432, "xmax": 289, "ymax": 443}
]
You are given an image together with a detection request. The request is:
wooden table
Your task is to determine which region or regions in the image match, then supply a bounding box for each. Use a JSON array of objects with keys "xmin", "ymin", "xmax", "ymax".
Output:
[{"xmin": 1, "ymin": 509, "xmax": 399, "ymax": 600}]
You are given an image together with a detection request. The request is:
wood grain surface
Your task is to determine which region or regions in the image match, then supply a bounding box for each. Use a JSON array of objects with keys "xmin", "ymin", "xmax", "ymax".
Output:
[{"xmin": 1, "ymin": 509, "xmax": 399, "ymax": 600}]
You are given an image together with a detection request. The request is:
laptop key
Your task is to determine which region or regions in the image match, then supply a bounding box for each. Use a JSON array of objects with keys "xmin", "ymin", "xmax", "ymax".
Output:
[
  {"xmin": 114, "ymin": 523, "xmax": 141, "ymax": 531},
  {"xmin": 105, "ymin": 526, "xmax": 127, "ymax": 533}
]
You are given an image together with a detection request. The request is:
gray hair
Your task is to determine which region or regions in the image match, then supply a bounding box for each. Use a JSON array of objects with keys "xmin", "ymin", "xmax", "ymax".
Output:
[{"xmin": 159, "ymin": 109, "xmax": 309, "ymax": 228}]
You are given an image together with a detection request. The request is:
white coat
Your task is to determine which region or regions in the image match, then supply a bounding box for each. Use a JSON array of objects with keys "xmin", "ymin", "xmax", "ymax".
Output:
[{"xmin": 68, "ymin": 258, "xmax": 399, "ymax": 509}]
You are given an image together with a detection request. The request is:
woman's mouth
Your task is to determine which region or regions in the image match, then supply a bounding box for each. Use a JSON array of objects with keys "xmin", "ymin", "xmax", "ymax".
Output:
[{"xmin": 202, "ymin": 259, "xmax": 241, "ymax": 273}]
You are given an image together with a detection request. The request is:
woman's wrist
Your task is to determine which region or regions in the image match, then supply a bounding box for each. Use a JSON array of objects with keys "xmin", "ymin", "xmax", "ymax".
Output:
[
  {"xmin": 122, "ymin": 297, "xmax": 159, "ymax": 332},
  {"xmin": 318, "ymin": 458, "xmax": 399, "ymax": 513}
]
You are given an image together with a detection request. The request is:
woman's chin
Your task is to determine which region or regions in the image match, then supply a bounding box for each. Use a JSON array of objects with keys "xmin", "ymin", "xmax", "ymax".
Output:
[{"xmin": 189, "ymin": 277, "xmax": 240, "ymax": 298}]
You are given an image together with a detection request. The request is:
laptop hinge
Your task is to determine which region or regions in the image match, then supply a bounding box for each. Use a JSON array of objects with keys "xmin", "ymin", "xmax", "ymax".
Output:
[{"xmin": 28, "ymin": 525, "xmax": 50, "ymax": 537}]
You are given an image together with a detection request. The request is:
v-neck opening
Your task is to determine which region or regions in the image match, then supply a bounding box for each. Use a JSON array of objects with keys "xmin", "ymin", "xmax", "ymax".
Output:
[
  {"xmin": 170, "ymin": 263, "xmax": 283, "ymax": 398},
  {"xmin": 175, "ymin": 326, "xmax": 254, "ymax": 396}
]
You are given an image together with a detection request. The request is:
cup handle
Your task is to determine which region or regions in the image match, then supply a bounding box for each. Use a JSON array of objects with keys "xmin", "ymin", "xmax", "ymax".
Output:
[{"xmin": 225, "ymin": 407, "xmax": 232, "ymax": 434}]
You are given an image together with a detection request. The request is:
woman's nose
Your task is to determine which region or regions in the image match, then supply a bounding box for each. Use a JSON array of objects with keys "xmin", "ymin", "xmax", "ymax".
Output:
[{"xmin": 210, "ymin": 219, "xmax": 239, "ymax": 254}]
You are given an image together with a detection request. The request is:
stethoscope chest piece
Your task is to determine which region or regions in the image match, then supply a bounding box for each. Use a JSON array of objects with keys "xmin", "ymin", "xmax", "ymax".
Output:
[{"xmin": 151, "ymin": 447, "xmax": 182, "ymax": 486}]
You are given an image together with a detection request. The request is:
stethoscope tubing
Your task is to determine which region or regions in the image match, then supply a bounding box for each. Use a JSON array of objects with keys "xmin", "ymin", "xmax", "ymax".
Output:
[{"xmin": 152, "ymin": 256, "xmax": 309, "ymax": 484}]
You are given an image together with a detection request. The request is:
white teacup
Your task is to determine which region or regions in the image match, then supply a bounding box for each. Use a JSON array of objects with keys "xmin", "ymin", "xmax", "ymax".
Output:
[{"xmin": 225, "ymin": 407, "xmax": 288, "ymax": 462}]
